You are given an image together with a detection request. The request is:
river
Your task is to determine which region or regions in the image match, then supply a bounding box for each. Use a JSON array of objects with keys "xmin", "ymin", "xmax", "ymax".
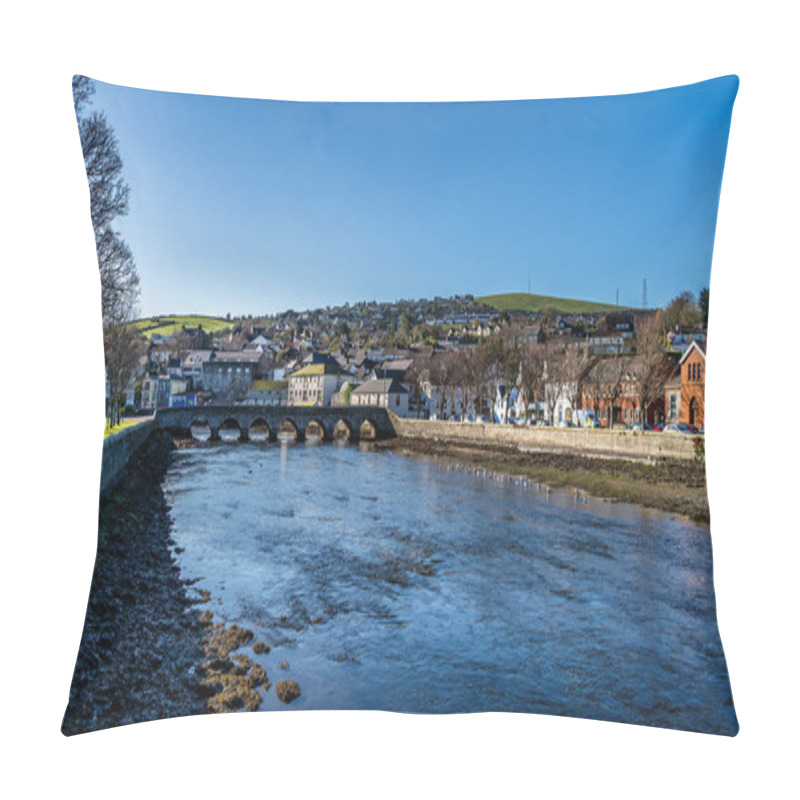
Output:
[{"xmin": 163, "ymin": 440, "xmax": 737, "ymax": 735}]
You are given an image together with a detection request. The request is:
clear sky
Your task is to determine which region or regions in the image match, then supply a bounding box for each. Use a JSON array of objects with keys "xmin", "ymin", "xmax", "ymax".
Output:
[{"xmin": 84, "ymin": 76, "xmax": 738, "ymax": 318}]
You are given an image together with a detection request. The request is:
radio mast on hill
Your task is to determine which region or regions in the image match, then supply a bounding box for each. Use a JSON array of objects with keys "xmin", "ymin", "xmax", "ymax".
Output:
[{"xmin": 642, "ymin": 278, "xmax": 648, "ymax": 309}]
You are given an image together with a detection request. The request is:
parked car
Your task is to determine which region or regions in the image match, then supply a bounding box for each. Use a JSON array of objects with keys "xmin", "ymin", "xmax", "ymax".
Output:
[
  {"xmin": 664, "ymin": 422, "xmax": 693, "ymax": 434},
  {"xmin": 626, "ymin": 422, "xmax": 652, "ymax": 432},
  {"xmin": 652, "ymin": 423, "xmax": 664, "ymax": 432}
]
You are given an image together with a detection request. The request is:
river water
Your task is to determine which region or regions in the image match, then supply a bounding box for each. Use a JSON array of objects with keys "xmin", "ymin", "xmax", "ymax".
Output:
[{"xmin": 163, "ymin": 441, "xmax": 737, "ymax": 735}]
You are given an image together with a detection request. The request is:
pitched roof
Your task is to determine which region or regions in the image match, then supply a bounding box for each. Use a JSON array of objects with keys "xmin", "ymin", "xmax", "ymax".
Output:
[
  {"xmin": 679, "ymin": 339, "xmax": 706, "ymax": 364},
  {"xmin": 250, "ymin": 380, "xmax": 288, "ymax": 392},
  {"xmin": 351, "ymin": 378, "xmax": 408, "ymax": 395},
  {"xmin": 182, "ymin": 349, "xmax": 213, "ymax": 365},
  {"xmin": 290, "ymin": 362, "xmax": 348, "ymax": 377},
  {"xmin": 210, "ymin": 350, "xmax": 265, "ymax": 363}
]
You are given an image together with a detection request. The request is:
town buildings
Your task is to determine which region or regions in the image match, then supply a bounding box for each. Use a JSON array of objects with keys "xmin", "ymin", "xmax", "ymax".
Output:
[{"xmin": 117, "ymin": 295, "xmax": 706, "ymax": 433}]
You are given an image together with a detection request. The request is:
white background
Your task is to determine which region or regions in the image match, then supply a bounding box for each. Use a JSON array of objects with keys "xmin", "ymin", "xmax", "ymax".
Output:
[{"xmin": 2, "ymin": 2, "xmax": 797, "ymax": 797}]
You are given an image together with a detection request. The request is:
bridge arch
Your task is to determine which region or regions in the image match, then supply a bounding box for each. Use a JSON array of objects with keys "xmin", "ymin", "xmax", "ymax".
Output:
[
  {"xmin": 248, "ymin": 417, "xmax": 271, "ymax": 443},
  {"xmin": 359, "ymin": 418, "xmax": 378, "ymax": 441},
  {"xmin": 305, "ymin": 418, "xmax": 328, "ymax": 442},
  {"xmin": 333, "ymin": 418, "xmax": 354, "ymax": 442},
  {"xmin": 278, "ymin": 417, "xmax": 300, "ymax": 442},
  {"xmin": 189, "ymin": 418, "xmax": 212, "ymax": 442},
  {"xmin": 219, "ymin": 417, "xmax": 243, "ymax": 442}
]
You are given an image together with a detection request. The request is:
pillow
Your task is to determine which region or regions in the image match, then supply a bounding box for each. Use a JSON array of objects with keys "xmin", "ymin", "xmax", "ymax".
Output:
[{"xmin": 63, "ymin": 75, "xmax": 739, "ymax": 736}]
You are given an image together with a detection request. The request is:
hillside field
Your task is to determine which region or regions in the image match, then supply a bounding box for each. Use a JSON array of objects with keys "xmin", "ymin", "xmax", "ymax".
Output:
[
  {"xmin": 133, "ymin": 315, "xmax": 233, "ymax": 340},
  {"xmin": 478, "ymin": 292, "xmax": 623, "ymax": 314}
]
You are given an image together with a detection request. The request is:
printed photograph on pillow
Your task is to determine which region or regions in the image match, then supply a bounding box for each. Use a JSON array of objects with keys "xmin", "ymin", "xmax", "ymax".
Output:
[{"xmin": 63, "ymin": 75, "xmax": 739, "ymax": 735}]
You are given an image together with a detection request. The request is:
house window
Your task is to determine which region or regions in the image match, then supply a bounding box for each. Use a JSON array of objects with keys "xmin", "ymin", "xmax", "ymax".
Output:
[{"xmin": 697, "ymin": 364, "xmax": 702, "ymax": 382}]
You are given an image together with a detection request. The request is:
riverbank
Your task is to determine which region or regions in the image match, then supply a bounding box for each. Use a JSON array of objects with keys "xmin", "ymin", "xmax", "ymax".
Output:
[
  {"xmin": 62, "ymin": 430, "xmax": 208, "ymax": 735},
  {"xmin": 377, "ymin": 437, "xmax": 709, "ymax": 523}
]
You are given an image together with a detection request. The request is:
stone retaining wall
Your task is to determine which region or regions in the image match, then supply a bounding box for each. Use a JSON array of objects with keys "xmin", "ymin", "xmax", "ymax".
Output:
[
  {"xmin": 388, "ymin": 415, "xmax": 697, "ymax": 461},
  {"xmin": 100, "ymin": 420, "xmax": 157, "ymax": 497}
]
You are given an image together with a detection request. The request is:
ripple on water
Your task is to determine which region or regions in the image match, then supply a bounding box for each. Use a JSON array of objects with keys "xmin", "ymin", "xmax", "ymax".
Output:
[{"xmin": 165, "ymin": 442, "xmax": 736, "ymax": 734}]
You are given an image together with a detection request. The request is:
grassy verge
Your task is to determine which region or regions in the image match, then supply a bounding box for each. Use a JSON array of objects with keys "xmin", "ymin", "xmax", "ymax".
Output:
[{"xmin": 104, "ymin": 417, "xmax": 150, "ymax": 439}]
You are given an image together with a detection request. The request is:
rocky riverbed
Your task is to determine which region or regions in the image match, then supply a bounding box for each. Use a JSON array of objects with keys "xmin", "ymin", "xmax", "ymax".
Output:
[
  {"xmin": 62, "ymin": 430, "xmax": 209, "ymax": 735},
  {"xmin": 62, "ymin": 430, "xmax": 306, "ymax": 734}
]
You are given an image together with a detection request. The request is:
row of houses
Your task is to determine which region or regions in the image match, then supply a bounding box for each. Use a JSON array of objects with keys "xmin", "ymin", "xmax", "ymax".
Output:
[{"xmin": 426, "ymin": 340, "xmax": 707, "ymax": 430}]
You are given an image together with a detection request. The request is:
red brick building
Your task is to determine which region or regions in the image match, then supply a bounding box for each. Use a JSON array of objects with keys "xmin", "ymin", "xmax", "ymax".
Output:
[{"xmin": 679, "ymin": 341, "xmax": 706, "ymax": 428}]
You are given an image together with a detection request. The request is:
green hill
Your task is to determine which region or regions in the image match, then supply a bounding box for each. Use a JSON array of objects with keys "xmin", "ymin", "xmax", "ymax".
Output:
[
  {"xmin": 133, "ymin": 315, "xmax": 233, "ymax": 340},
  {"xmin": 478, "ymin": 292, "xmax": 624, "ymax": 314}
]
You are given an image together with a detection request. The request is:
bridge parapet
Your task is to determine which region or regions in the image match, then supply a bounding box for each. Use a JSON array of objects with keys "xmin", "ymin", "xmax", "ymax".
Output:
[{"xmin": 155, "ymin": 405, "xmax": 397, "ymax": 442}]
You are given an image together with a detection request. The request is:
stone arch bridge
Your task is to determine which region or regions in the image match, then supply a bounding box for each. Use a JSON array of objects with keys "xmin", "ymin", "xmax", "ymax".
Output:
[{"xmin": 155, "ymin": 405, "xmax": 397, "ymax": 443}]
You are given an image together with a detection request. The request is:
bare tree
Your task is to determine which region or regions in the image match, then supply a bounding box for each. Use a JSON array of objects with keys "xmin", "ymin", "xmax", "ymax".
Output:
[
  {"xmin": 604, "ymin": 353, "xmax": 632, "ymax": 429},
  {"xmin": 543, "ymin": 345, "xmax": 566, "ymax": 426},
  {"xmin": 94, "ymin": 228, "xmax": 139, "ymax": 329},
  {"xmin": 74, "ymin": 75, "xmax": 142, "ymax": 428},
  {"xmin": 449, "ymin": 350, "xmax": 475, "ymax": 421},
  {"xmin": 406, "ymin": 352, "xmax": 431, "ymax": 418},
  {"xmin": 479, "ymin": 328, "xmax": 521, "ymax": 423},
  {"xmin": 560, "ymin": 345, "xmax": 592, "ymax": 423},
  {"xmin": 630, "ymin": 314, "xmax": 674, "ymax": 429},
  {"xmin": 444, "ymin": 352, "xmax": 464, "ymax": 419},
  {"xmin": 518, "ymin": 342, "xmax": 545, "ymax": 423},
  {"xmin": 468, "ymin": 345, "xmax": 492, "ymax": 421},
  {"xmin": 105, "ymin": 321, "xmax": 146, "ymax": 428},
  {"xmin": 583, "ymin": 366, "xmax": 602, "ymax": 422}
]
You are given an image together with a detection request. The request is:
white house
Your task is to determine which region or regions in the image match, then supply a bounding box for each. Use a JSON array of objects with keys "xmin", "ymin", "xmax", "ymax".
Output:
[
  {"xmin": 350, "ymin": 378, "xmax": 410, "ymax": 416},
  {"xmin": 288, "ymin": 362, "xmax": 349, "ymax": 406}
]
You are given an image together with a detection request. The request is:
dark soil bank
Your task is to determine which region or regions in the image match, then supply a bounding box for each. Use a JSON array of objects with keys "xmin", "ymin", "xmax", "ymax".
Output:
[
  {"xmin": 62, "ymin": 430, "xmax": 207, "ymax": 735},
  {"xmin": 378, "ymin": 437, "xmax": 710, "ymax": 523}
]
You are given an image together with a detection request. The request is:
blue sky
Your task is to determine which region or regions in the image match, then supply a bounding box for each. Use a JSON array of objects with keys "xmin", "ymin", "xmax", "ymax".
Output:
[{"xmin": 85, "ymin": 76, "xmax": 737, "ymax": 318}]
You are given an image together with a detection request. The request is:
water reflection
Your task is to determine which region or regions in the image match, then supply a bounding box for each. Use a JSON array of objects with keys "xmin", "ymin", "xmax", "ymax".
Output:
[
  {"xmin": 163, "ymin": 442, "xmax": 737, "ymax": 734},
  {"xmin": 189, "ymin": 424, "xmax": 211, "ymax": 442}
]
